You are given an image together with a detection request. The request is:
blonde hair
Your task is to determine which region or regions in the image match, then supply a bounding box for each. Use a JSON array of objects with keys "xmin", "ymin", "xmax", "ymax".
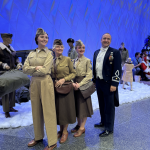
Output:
[{"xmin": 75, "ymin": 39, "xmax": 83, "ymax": 49}]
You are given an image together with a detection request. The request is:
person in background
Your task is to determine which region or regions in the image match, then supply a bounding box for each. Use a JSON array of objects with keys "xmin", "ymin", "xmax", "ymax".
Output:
[
  {"xmin": 71, "ymin": 40, "xmax": 93, "ymax": 137},
  {"xmin": 141, "ymin": 53, "xmax": 145, "ymax": 61},
  {"xmin": 141, "ymin": 56, "xmax": 150, "ymax": 80},
  {"xmin": 132, "ymin": 52, "xmax": 142, "ymax": 80},
  {"xmin": 51, "ymin": 39, "xmax": 76, "ymax": 144},
  {"xmin": 142, "ymin": 49, "xmax": 148, "ymax": 57},
  {"xmin": 67, "ymin": 38, "xmax": 78, "ymax": 59},
  {"xmin": 23, "ymin": 28, "xmax": 57, "ymax": 150},
  {"xmin": 119, "ymin": 42, "xmax": 129, "ymax": 84},
  {"xmin": 0, "ymin": 33, "xmax": 22, "ymax": 118}
]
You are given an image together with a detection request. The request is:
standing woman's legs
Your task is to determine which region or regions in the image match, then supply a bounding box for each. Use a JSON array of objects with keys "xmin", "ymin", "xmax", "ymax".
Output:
[
  {"xmin": 41, "ymin": 76, "xmax": 57, "ymax": 147},
  {"xmin": 63, "ymin": 124, "xmax": 68, "ymax": 134},
  {"xmin": 30, "ymin": 79, "xmax": 44, "ymax": 141},
  {"xmin": 60, "ymin": 124, "xmax": 69, "ymax": 144},
  {"xmin": 79, "ymin": 117, "xmax": 87, "ymax": 130}
]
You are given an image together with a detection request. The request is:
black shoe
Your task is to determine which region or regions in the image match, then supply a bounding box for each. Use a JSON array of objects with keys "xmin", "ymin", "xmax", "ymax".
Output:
[
  {"xmin": 99, "ymin": 130, "xmax": 113, "ymax": 137},
  {"xmin": 94, "ymin": 122, "xmax": 104, "ymax": 127}
]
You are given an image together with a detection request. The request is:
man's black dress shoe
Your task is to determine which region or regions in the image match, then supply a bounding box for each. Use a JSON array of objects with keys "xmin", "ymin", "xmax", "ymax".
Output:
[
  {"xmin": 99, "ymin": 130, "xmax": 113, "ymax": 137},
  {"xmin": 94, "ymin": 122, "xmax": 104, "ymax": 127}
]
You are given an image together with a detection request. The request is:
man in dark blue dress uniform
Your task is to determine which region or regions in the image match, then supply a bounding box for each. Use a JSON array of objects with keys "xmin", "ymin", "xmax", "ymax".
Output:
[{"xmin": 93, "ymin": 33, "xmax": 121, "ymax": 137}]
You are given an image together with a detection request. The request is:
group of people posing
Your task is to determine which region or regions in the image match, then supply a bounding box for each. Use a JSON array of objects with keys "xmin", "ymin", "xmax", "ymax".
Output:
[{"xmin": 0, "ymin": 28, "xmax": 122, "ymax": 150}]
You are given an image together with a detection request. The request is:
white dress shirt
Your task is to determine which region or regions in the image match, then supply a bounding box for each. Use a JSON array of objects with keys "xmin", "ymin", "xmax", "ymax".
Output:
[{"xmin": 96, "ymin": 46, "xmax": 109, "ymax": 79}]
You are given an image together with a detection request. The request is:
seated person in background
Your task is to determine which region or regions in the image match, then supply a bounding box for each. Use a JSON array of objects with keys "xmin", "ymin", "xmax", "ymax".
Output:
[
  {"xmin": 141, "ymin": 53, "xmax": 145, "ymax": 61},
  {"xmin": 141, "ymin": 56, "xmax": 150, "ymax": 80},
  {"xmin": 0, "ymin": 33, "xmax": 22, "ymax": 118},
  {"xmin": 132, "ymin": 52, "xmax": 142, "ymax": 80},
  {"xmin": 142, "ymin": 49, "xmax": 148, "ymax": 57}
]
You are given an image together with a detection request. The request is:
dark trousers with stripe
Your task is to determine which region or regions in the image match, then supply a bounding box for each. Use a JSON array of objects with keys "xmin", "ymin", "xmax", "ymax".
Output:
[{"xmin": 96, "ymin": 78, "xmax": 115, "ymax": 131}]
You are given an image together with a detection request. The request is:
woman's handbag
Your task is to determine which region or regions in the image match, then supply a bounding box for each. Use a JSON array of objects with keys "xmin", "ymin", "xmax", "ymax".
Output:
[
  {"xmin": 55, "ymin": 81, "xmax": 73, "ymax": 94},
  {"xmin": 79, "ymin": 80, "xmax": 96, "ymax": 99},
  {"xmin": 54, "ymin": 58, "xmax": 73, "ymax": 94}
]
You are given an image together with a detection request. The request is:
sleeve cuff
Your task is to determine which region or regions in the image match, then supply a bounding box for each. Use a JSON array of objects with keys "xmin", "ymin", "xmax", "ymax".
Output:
[
  {"xmin": 111, "ymin": 81, "xmax": 119, "ymax": 87},
  {"xmin": 79, "ymin": 82, "xmax": 83, "ymax": 87},
  {"xmin": 2, "ymin": 63, "xmax": 8, "ymax": 69}
]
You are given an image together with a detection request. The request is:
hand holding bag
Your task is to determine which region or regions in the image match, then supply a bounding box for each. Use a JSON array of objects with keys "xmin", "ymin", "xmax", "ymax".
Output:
[
  {"xmin": 54, "ymin": 58, "xmax": 73, "ymax": 94},
  {"xmin": 79, "ymin": 80, "xmax": 96, "ymax": 99}
]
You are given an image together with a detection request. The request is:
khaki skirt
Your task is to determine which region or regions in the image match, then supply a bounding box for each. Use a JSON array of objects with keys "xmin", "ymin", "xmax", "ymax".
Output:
[
  {"xmin": 55, "ymin": 86, "xmax": 76, "ymax": 125},
  {"xmin": 74, "ymin": 76, "xmax": 93, "ymax": 119}
]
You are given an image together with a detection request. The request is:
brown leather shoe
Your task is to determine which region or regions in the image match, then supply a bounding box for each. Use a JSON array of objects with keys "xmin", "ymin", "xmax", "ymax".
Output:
[
  {"xmin": 74, "ymin": 128, "xmax": 85, "ymax": 137},
  {"xmin": 28, "ymin": 139, "xmax": 43, "ymax": 147},
  {"xmin": 60, "ymin": 132, "xmax": 68, "ymax": 144},
  {"xmin": 57, "ymin": 131, "xmax": 62, "ymax": 139},
  {"xmin": 71, "ymin": 125, "xmax": 80, "ymax": 133},
  {"xmin": 10, "ymin": 107, "xmax": 18, "ymax": 112},
  {"xmin": 44, "ymin": 144, "xmax": 57, "ymax": 150},
  {"xmin": 5, "ymin": 112, "xmax": 10, "ymax": 118}
]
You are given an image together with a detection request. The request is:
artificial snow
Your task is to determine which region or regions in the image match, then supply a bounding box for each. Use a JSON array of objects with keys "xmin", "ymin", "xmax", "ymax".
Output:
[{"xmin": 0, "ymin": 82, "xmax": 150, "ymax": 128}]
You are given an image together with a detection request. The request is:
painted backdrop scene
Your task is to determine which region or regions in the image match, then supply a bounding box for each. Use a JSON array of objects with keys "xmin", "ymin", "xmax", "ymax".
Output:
[{"xmin": 0, "ymin": 0, "xmax": 150, "ymax": 61}]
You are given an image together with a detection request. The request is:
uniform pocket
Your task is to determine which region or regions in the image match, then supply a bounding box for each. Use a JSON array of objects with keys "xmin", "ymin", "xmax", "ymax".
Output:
[
  {"xmin": 29, "ymin": 57, "xmax": 34, "ymax": 59},
  {"xmin": 59, "ymin": 64, "xmax": 68, "ymax": 67},
  {"xmin": 39, "ymin": 56, "xmax": 47, "ymax": 59}
]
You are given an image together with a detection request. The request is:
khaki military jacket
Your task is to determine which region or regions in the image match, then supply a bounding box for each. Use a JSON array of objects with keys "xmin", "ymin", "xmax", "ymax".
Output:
[
  {"xmin": 74, "ymin": 55, "xmax": 92, "ymax": 86},
  {"xmin": 51, "ymin": 55, "xmax": 76, "ymax": 81},
  {"xmin": 23, "ymin": 47, "xmax": 53, "ymax": 76}
]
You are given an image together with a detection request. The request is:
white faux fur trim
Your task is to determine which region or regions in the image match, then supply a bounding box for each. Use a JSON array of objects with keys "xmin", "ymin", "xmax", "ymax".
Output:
[
  {"xmin": 141, "ymin": 61, "xmax": 148, "ymax": 67},
  {"xmin": 0, "ymin": 42, "xmax": 15, "ymax": 53},
  {"xmin": 143, "ymin": 68, "xmax": 150, "ymax": 73},
  {"xmin": 145, "ymin": 74, "xmax": 150, "ymax": 79}
]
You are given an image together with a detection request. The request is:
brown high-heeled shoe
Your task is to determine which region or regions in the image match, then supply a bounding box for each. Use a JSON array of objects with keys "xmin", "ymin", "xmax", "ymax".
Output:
[
  {"xmin": 74, "ymin": 128, "xmax": 85, "ymax": 137},
  {"xmin": 71, "ymin": 125, "xmax": 80, "ymax": 133},
  {"xmin": 59, "ymin": 132, "xmax": 68, "ymax": 144},
  {"xmin": 28, "ymin": 139, "xmax": 43, "ymax": 147}
]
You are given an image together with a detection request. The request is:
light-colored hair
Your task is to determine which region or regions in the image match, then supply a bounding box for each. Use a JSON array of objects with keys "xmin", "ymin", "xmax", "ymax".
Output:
[
  {"xmin": 36, "ymin": 28, "xmax": 46, "ymax": 35},
  {"xmin": 75, "ymin": 39, "xmax": 83, "ymax": 49},
  {"xmin": 52, "ymin": 39, "xmax": 64, "ymax": 50}
]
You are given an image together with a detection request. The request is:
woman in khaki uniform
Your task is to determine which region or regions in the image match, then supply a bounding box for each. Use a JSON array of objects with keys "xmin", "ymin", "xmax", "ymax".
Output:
[
  {"xmin": 51, "ymin": 39, "xmax": 76, "ymax": 144},
  {"xmin": 23, "ymin": 28, "xmax": 57, "ymax": 150},
  {"xmin": 122, "ymin": 58, "xmax": 134, "ymax": 91},
  {"xmin": 71, "ymin": 40, "xmax": 93, "ymax": 137}
]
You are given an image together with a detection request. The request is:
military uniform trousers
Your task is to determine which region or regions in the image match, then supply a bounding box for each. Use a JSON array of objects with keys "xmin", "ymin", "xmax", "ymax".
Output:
[
  {"xmin": 96, "ymin": 78, "xmax": 115, "ymax": 132},
  {"xmin": 30, "ymin": 75, "xmax": 57, "ymax": 146},
  {"xmin": 74, "ymin": 76, "xmax": 93, "ymax": 119},
  {"xmin": 2, "ymin": 91, "xmax": 15, "ymax": 112}
]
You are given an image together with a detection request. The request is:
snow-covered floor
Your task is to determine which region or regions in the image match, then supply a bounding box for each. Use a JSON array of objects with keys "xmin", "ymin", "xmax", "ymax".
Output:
[{"xmin": 0, "ymin": 82, "xmax": 150, "ymax": 129}]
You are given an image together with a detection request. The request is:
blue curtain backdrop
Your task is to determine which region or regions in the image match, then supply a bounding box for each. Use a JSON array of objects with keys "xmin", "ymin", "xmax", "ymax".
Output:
[{"xmin": 0, "ymin": 0, "xmax": 150, "ymax": 61}]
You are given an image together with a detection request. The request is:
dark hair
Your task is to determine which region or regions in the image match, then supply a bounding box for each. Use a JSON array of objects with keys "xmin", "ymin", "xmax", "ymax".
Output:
[
  {"xmin": 135, "ymin": 52, "xmax": 140, "ymax": 57},
  {"xmin": 35, "ymin": 35, "xmax": 39, "ymax": 45},
  {"xmin": 121, "ymin": 42, "xmax": 124, "ymax": 45}
]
